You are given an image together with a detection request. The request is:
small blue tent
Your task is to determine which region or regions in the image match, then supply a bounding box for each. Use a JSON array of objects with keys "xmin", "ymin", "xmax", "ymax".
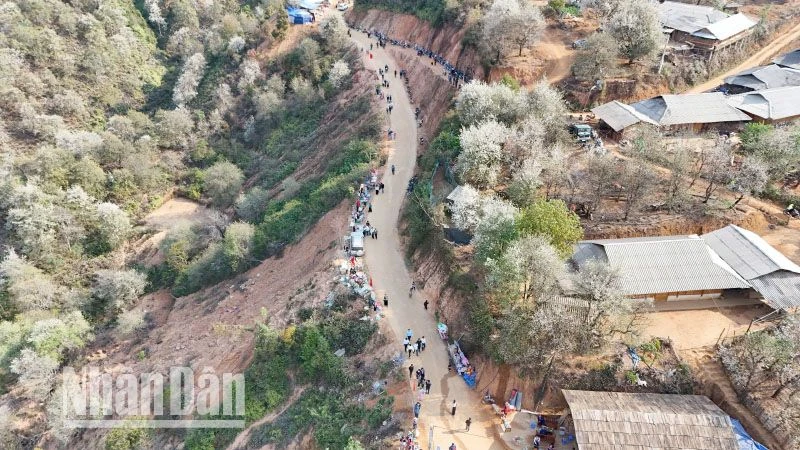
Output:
[{"xmin": 287, "ymin": 7, "xmax": 313, "ymax": 24}]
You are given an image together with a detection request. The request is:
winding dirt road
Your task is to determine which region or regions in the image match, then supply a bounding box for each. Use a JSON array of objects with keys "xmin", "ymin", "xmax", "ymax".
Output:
[
  {"xmin": 349, "ymin": 28, "xmax": 505, "ymax": 450},
  {"xmin": 687, "ymin": 20, "xmax": 800, "ymax": 93}
]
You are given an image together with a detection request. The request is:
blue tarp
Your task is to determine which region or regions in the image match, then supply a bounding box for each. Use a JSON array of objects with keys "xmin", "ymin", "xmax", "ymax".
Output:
[
  {"xmin": 732, "ymin": 418, "xmax": 769, "ymax": 450},
  {"xmin": 287, "ymin": 7, "xmax": 313, "ymax": 24}
]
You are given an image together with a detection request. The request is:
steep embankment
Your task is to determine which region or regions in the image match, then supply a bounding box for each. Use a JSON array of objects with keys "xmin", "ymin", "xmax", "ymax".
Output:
[{"xmin": 347, "ymin": 9, "xmax": 485, "ymax": 81}]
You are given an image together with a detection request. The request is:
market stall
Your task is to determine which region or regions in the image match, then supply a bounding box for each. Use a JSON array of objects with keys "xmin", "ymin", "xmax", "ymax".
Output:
[{"xmin": 447, "ymin": 341, "xmax": 476, "ymax": 387}]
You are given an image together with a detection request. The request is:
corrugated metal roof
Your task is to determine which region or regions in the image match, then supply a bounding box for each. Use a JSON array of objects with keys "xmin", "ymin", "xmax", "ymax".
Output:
[
  {"xmin": 724, "ymin": 64, "xmax": 800, "ymax": 90},
  {"xmin": 773, "ymin": 49, "xmax": 800, "ymax": 70},
  {"xmin": 703, "ymin": 225, "xmax": 800, "ymax": 277},
  {"xmin": 656, "ymin": 1, "xmax": 729, "ymax": 34},
  {"xmin": 574, "ymin": 236, "xmax": 750, "ymax": 296},
  {"xmin": 727, "ymin": 86, "xmax": 800, "ymax": 120},
  {"xmin": 692, "ymin": 13, "xmax": 756, "ymax": 40},
  {"xmin": 592, "ymin": 101, "xmax": 658, "ymax": 132},
  {"xmin": 632, "ymin": 93, "xmax": 751, "ymax": 125},
  {"xmin": 563, "ymin": 390, "xmax": 739, "ymax": 450},
  {"xmin": 703, "ymin": 225, "xmax": 800, "ymax": 309}
]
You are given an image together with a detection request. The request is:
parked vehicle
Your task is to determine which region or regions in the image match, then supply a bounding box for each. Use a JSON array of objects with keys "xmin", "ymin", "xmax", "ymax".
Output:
[
  {"xmin": 347, "ymin": 231, "xmax": 364, "ymax": 256},
  {"xmin": 570, "ymin": 123, "xmax": 593, "ymax": 142},
  {"xmin": 572, "ymin": 39, "xmax": 587, "ymax": 49},
  {"xmin": 337, "ymin": 2, "xmax": 349, "ymax": 10}
]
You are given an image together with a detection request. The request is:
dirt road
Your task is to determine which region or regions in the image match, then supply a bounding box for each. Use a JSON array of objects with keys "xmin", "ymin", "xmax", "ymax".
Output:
[
  {"xmin": 349, "ymin": 30, "xmax": 505, "ymax": 450},
  {"xmin": 687, "ymin": 21, "xmax": 800, "ymax": 93}
]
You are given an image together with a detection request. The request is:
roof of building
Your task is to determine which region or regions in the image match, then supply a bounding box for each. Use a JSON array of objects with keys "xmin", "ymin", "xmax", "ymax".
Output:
[
  {"xmin": 591, "ymin": 101, "xmax": 658, "ymax": 132},
  {"xmin": 724, "ymin": 64, "xmax": 800, "ymax": 90},
  {"xmin": 656, "ymin": 1, "xmax": 729, "ymax": 34},
  {"xmin": 773, "ymin": 49, "xmax": 800, "ymax": 70},
  {"xmin": 692, "ymin": 13, "xmax": 756, "ymax": 40},
  {"xmin": 445, "ymin": 185, "xmax": 478, "ymax": 204},
  {"xmin": 631, "ymin": 93, "xmax": 751, "ymax": 126},
  {"xmin": 727, "ymin": 86, "xmax": 800, "ymax": 120},
  {"xmin": 572, "ymin": 235, "xmax": 750, "ymax": 296},
  {"xmin": 563, "ymin": 390, "xmax": 739, "ymax": 450},
  {"xmin": 703, "ymin": 225, "xmax": 800, "ymax": 309}
]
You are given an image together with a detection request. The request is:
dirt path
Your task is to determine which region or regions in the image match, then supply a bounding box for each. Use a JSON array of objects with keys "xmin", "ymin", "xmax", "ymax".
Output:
[
  {"xmin": 686, "ymin": 21, "xmax": 800, "ymax": 93},
  {"xmin": 349, "ymin": 28, "xmax": 505, "ymax": 450},
  {"xmin": 226, "ymin": 387, "xmax": 307, "ymax": 450}
]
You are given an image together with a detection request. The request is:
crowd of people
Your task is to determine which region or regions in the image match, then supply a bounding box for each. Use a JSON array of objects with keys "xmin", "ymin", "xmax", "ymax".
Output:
[{"xmin": 356, "ymin": 27, "xmax": 473, "ymax": 88}]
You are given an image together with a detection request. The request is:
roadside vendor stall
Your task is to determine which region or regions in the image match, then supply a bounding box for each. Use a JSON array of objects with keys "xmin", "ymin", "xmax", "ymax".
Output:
[{"xmin": 447, "ymin": 341, "xmax": 476, "ymax": 387}]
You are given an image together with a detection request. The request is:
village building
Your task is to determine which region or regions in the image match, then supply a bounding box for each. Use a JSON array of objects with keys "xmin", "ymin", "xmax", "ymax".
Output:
[
  {"xmin": 561, "ymin": 390, "xmax": 741, "ymax": 450},
  {"xmin": 726, "ymin": 85, "xmax": 800, "ymax": 123},
  {"xmin": 773, "ymin": 48, "xmax": 800, "ymax": 70},
  {"xmin": 703, "ymin": 225, "xmax": 800, "ymax": 311},
  {"xmin": 656, "ymin": 1, "xmax": 756, "ymax": 55},
  {"xmin": 630, "ymin": 93, "xmax": 750, "ymax": 133},
  {"xmin": 722, "ymin": 64, "xmax": 800, "ymax": 94},
  {"xmin": 569, "ymin": 225, "xmax": 800, "ymax": 311}
]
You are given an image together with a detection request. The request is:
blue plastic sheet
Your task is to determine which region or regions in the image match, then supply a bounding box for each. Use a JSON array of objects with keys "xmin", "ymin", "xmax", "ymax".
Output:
[{"xmin": 731, "ymin": 418, "xmax": 768, "ymax": 450}]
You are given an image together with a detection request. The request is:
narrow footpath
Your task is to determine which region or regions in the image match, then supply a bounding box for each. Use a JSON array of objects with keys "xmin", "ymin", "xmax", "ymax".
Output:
[{"xmin": 348, "ymin": 29, "xmax": 504, "ymax": 450}]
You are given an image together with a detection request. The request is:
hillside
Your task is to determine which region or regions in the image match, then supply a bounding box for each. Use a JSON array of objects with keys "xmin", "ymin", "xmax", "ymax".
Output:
[{"xmin": 0, "ymin": 1, "xmax": 389, "ymax": 448}]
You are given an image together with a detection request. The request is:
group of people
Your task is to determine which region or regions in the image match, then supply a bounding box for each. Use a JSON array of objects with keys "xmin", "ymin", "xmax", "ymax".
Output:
[{"xmin": 357, "ymin": 27, "xmax": 472, "ymax": 87}]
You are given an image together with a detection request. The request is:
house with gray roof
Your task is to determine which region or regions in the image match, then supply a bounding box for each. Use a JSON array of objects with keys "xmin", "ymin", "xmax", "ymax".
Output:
[
  {"xmin": 571, "ymin": 235, "xmax": 750, "ymax": 303},
  {"xmin": 591, "ymin": 101, "xmax": 658, "ymax": 137},
  {"xmin": 726, "ymin": 86, "xmax": 800, "ymax": 123},
  {"xmin": 562, "ymin": 390, "xmax": 740, "ymax": 450},
  {"xmin": 656, "ymin": 2, "xmax": 756, "ymax": 53},
  {"xmin": 569, "ymin": 225, "xmax": 800, "ymax": 311},
  {"xmin": 723, "ymin": 64, "xmax": 800, "ymax": 93},
  {"xmin": 773, "ymin": 48, "xmax": 800, "ymax": 70},
  {"xmin": 703, "ymin": 225, "xmax": 800, "ymax": 310},
  {"xmin": 630, "ymin": 93, "xmax": 751, "ymax": 132}
]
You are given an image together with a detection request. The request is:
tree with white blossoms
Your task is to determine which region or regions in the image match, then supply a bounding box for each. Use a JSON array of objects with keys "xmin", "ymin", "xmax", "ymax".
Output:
[
  {"xmin": 173, "ymin": 53, "xmax": 206, "ymax": 106},
  {"xmin": 290, "ymin": 76, "xmax": 317, "ymax": 103},
  {"xmin": 228, "ymin": 35, "xmax": 246, "ymax": 53},
  {"xmin": 485, "ymin": 235, "xmax": 565, "ymax": 306},
  {"xmin": 449, "ymin": 184, "xmax": 482, "ymax": 231},
  {"xmin": 455, "ymin": 81, "xmax": 525, "ymax": 126},
  {"xmin": 203, "ymin": 161, "xmax": 244, "ymax": 206},
  {"xmin": 9, "ymin": 349, "xmax": 59, "ymax": 401},
  {"xmin": 92, "ymin": 269, "xmax": 147, "ymax": 312},
  {"xmin": 328, "ymin": 60, "xmax": 350, "ymax": 89},
  {"xmin": 507, "ymin": 158, "xmax": 543, "ymax": 206},
  {"xmin": 573, "ymin": 260, "xmax": 648, "ymax": 350},
  {"xmin": 492, "ymin": 303, "xmax": 576, "ymax": 375},
  {"xmin": 236, "ymin": 187, "xmax": 270, "ymax": 222},
  {"xmin": 729, "ymin": 157, "xmax": 769, "ymax": 208},
  {"xmin": 0, "ymin": 249, "xmax": 64, "ymax": 312},
  {"xmin": 527, "ymin": 80, "xmax": 570, "ymax": 144},
  {"xmin": 456, "ymin": 119, "xmax": 511, "ymax": 188},
  {"xmin": 238, "ymin": 58, "xmax": 261, "ymax": 92},
  {"xmin": 482, "ymin": 0, "xmax": 545, "ymax": 62},
  {"xmin": 606, "ymin": 0, "xmax": 663, "ymax": 63},
  {"xmin": 116, "ymin": 309, "xmax": 147, "ymax": 336},
  {"xmin": 473, "ymin": 196, "xmax": 518, "ymax": 263},
  {"xmin": 143, "ymin": 0, "xmax": 167, "ymax": 34},
  {"xmin": 27, "ymin": 311, "xmax": 93, "ymax": 361},
  {"xmin": 254, "ymin": 89, "xmax": 284, "ymax": 120},
  {"xmin": 95, "ymin": 202, "xmax": 132, "ymax": 249},
  {"xmin": 319, "ymin": 15, "xmax": 349, "ymax": 52}
]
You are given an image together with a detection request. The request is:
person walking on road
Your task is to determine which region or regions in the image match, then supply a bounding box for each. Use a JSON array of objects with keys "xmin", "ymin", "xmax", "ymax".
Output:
[
  {"xmin": 406, "ymin": 328, "xmax": 413, "ymax": 340},
  {"xmin": 449, "ymin": 443, "xmax": 456, "ymax": 450},
  {"xmin": 383, "ymin": 293, "xmax": 388, "ymax": 307},
  {"xmin": 420, "ymin": 336, "xmax": 426, "ymax": 351},
  {"xmin": 451, "ymin": 399, "xmax": 457, "ymax": 416},
  {"xmin": 465, "ymin": 417, "xmax": 472, "ymax": 431},
  {"xmin": 423, "ymin": 299, "xmax": 428, "ymax": 310},
  {"xmin": 403, "ymin": 337, "xmax": 408, "ymax": 352},
  {"xmin": 391, "ymin": 164, "xmax": 395, "ymax": 175},
  {"xmin": 413, "ymin": 401, "xmax": 421, "ymax": 418},
  {"xmin": 425, "ymin": 379, "xmax": 432, "ymax": 394},
  {"xmin": 408, "ymin": 364, "xmax": 414, "ymax": 378}
]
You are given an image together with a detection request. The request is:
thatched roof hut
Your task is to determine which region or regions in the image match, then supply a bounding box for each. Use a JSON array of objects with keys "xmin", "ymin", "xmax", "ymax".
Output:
[{"xmin": 562, "ymin": 390, "xmax": 738, "ymax": 449}]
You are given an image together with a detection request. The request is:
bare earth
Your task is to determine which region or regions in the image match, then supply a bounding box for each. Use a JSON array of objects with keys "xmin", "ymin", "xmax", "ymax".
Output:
[{"xmin": 349, "ymin": 28, "xmax": 505, "ymax": 450}]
